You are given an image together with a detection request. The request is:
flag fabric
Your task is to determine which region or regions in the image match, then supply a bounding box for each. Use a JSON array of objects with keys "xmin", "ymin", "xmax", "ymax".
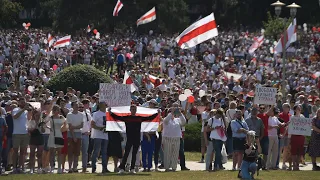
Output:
[
  {"xmin": 248, "ymin": 36, "xmax": 264, "ymax": 54},
  {"xmin": 274, "ymin": 19, "xmax": 297, "ymax": 54},
  {"xmin": 106, "ymin": 106, "xmax": 160, "ymax": 132},
  {"xmin": 311, "ymin": 72, "xmax": 320, "ymax": 79},
  {"xmin": 175, "ymin": 13, "xmax": 218, "ymax": 49},
  {"xmin": 137, "ymin": 7, "xmax": 156, "ymax": 26},
  {"xmin": 123, "ymin": 71, "xmax": 138, "ymax": 92},
  {"xmin": 53, "ymin": 35, "xmax": 71, "ymax": 48},
  {"xmin": 149, "ymin": 74, "xmax": 163, "ymax": 84},
  {"xmin": 86, "ymin": 25, "xmax": 91, "ymax": 33},
  {"xmin": 113, "ymin": 0, "xmax": 123, "ymax": 16},
  {"xmin": 48, "ymin": 33, "xmax": 55, "ymax": 47}
]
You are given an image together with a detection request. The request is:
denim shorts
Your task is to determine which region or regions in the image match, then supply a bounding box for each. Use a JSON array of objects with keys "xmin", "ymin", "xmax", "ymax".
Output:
[{"xmin": 43, "ymin": 134, "xmax": 50, "ymax": 151}]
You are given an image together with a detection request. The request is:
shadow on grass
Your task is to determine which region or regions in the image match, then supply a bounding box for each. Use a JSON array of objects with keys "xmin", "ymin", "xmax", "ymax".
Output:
[{"xmin": 96, "ymin": 173, "xmax": 151, "ymax": 177}]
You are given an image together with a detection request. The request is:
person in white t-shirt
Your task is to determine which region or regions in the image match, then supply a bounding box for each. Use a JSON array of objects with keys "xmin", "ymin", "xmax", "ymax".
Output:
[
  {"xmin": 266, "ymin": 107, "xmax": 285, "ymax": 170},
  {"xmin": 12, "ymin": 98, "xmax": 31, "ymax": 173},
  {"xmin": 79, "ymin": 100, "xmax": 92, "ymax": 173},
  {"xmin": 200, "ymin": 103, "xmax": 211, "ymax": 163},
  {"xmin": 162, "ymin": 103, "xmax": 186, "ymax": 172},
  {"xmin": 91, "ymin": 102, "xmax": 109, "ymax": 173},
  {"xmin": 66, "ymin": 101, "xmax": 84, "ymax": 173}
]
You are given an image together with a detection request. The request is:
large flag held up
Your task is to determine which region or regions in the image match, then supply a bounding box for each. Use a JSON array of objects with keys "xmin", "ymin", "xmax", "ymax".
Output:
[
  {"xmin": 248, "ymin": 36, "xmax": 264, "ymax": 54},
  {"xmin": 47, "ymin": 33, "xmax": 55, "ymax": 47},
  {"xmin": 53, "ymin": 35, "xmax": 71, "ymax": 48},
  {"xmin": 274, "ymin": 18, "xmax": 297, "ymax": 54},
  {"xmin": 175, "ymin": 13, "xmax": 218, "ymax": 49},
  {"xmin": 113, "ymin": 0, "xmax": 123, "ymax": 16},
  {"xmin": 137, "ymin": 7, "xmax": 156, "ymax": 26},
  {"xmin": 106, "ymin": 106, "xmax": 160, "ymax": 132}
]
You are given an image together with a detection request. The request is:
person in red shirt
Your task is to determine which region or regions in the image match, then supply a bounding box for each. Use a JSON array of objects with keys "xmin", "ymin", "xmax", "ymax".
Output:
[
  {"xmin": 257, "ymin": 105, "xmax": 269, "ymax": 169},
  {"xmin": 278, "ymin": 103, "xmax": 291, "ymax": 170}
]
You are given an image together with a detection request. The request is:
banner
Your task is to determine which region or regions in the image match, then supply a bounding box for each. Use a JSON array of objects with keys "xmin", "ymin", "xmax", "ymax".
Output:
[
  {"xmin": 99, "ymin": 83, "xmax": 131, "ymax": 107},
  {"xmin": 288, "ymin": 117, "xmax": 313, "ymax": 136},
  {"xmin": 253, "ymin": 87, "xmax": 277, "ymax": 105},
  {"xmin": 29, "ymin": 102, "xmax": 41, "ymax": 109}
]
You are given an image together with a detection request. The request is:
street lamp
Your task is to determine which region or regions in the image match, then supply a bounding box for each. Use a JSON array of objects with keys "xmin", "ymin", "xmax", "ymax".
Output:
[
  {"xmin": 271, "ymin": 1, "xmax": 285, "ymax": 17},
  {"xmin": 287, "ymin": 3, "xmax": 301, "ymax": 18}
]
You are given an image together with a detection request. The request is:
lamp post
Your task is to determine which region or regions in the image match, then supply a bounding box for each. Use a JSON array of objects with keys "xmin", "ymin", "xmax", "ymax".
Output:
[{"xmin": 270, "ymin": 1, "xmax": 300, "ymax": 99}]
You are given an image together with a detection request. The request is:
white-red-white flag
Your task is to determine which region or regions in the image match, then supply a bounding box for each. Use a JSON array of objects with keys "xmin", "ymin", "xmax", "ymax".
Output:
[
  {"xmin": 48, "ymin": 33, "xmax": 55, "ymax": 47},
  {"xmin": 149, "ymin": 74, "xmax": 163, "ymax": 84},
  {"xmin": 113, "ymin": 0, "xmax": 123, "ymax": 16},
  {"xmin": 53, "ymin": 35, "xmax": 71, "ymax": 48},
  {"xmin": 274, "ymin": 18, "xmax": 297, "ymax": 54},
  {"xmin": 123, "ymin": 71, "xmax": 138, "ymax": 92},
  {"xmin": 137, "ymin": 7, "xmax": 156, "ymax": 26},
  {"xmin": 248, "ymin": 36, "xmax": 264, "ymax": 54},
  {"xmin": 106, "ymin": 106, "xmax": 160, "ymax": 132},
  {"xmin": 175, "ymin": 13, "xmax": 218, "ymax": 49}
]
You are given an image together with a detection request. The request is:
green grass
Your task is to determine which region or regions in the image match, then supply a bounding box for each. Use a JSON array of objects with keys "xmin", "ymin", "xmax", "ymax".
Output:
[
  {"xmin": 185, "ymin": 151, "xmax": 203, "ymax": 161},
  {"xmin": 2, "ymin": 171, "xmax": 319, "ymax": 180}
]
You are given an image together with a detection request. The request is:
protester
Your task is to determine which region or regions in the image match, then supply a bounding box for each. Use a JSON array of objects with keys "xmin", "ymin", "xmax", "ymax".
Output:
[{"xmin": 308, "ymin": 109, "xmax": 320, "ymax": 171}]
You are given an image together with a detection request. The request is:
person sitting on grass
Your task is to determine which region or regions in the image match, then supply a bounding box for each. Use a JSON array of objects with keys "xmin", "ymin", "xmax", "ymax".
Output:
[{"xmin": 238, "ymin": 131, "xmax": 261, "ymax": 180}]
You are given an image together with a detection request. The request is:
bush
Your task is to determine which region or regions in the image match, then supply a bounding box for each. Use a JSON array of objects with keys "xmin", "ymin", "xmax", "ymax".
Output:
[
  {"xmin": 46, "ymin": 65, "xmax": 111, "ymax": 95},
  {"xmin": 184, "ymin": 122, "xmax": 202, "ymax": 152}
]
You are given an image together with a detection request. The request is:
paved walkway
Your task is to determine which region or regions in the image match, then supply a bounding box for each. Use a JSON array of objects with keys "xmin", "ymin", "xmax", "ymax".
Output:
[{"xmin": 35, "ymin": 161, "xmax": 313, "ymax": 173}]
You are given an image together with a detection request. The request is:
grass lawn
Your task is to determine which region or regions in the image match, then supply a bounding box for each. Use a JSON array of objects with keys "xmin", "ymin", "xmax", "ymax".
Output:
[{"xmin": 2, "ymin": 171, "xmax": 319, "ymax": 180}]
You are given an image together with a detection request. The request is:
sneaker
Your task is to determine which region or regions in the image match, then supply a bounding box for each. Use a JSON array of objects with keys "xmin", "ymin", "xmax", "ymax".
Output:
[
  {"xmin": 165, "ymin": 169, "xmax": 170, "ymax": 172},
  {"xmin": 287, "ymin": 167, "xmax": 292, "ymax": 171},
  {"xmin": 312, "ymin": 165, "xmax": 320, "ymax": 171},
  {"xmin": 135, "ymin": 166, "xmax": 139, "ymax": 173},
  {"xmin": 155, "ymin": 167, "xmax": 160, "ymax": 172},
  {"xmin": 68, "ymin": 169, "xmax": 73, "ymax": 173},
  {"xmin": 102, "ymin": 169, "xmax": 110, "ymax": 173},
  {"xmin": 232, "ymin": 167, "xmax": 237, "ymax": 171},
  {"xmin": 158, "ymin": 164, "xmax": 164, "ymax": 169},
  {"xmin": 37, "ymin": 168, "xmax": 42, "ymax": 174},
  {"xmin": 91, "ymin": 168, "xmax": 96, "ymax": 173},
  {"xmin": 147, "ymin": 168, "xmax": 151, "ymax": 172},
  {"xmin": 282, "ymin": 164, "xmax": 288, "ymax": 170},
  {"xmin": 118, "ymin": 169, "xmax": 125, "ymax": 174},
  {"xmin": 125, "ymin": 164, "xmax": 130, "ymax": 172},
  {"xmin": 73, "ymin": 169, "xmax": 79, "ymax": 173},
  {"xmin": 130, "ymin": 169, "xmax": 136, "ymax": 174},
  {"xmin": 199, "ymin": 158, "xmax": 204, "ymax": 163},
  {"xmin": 57, "ymin": 168, "xmax": 62, "ymax": 174},
  {"xmin": 114, "ymin": 168, "xmax": 119, "ymax": 173},
  {"xmin": 142, "ymin": 168, "xmax": 148, "ymax": 172},
  {"xmin": 29, "ymin": 169, "xmax": 34, "ymax": 174}
]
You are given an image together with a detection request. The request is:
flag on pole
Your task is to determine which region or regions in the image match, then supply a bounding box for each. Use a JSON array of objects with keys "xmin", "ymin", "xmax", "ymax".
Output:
[
  {"xmin": 274, "ymin": 18, "xmax": 297, "ymax": 54},
  {"xmin": 123, "ymin": 71, "xmax": 138, "ymax": 92},
  {"xmin": 106, "ymin": 106, "xmax": 160, "ymax": 132},
  {"xmin": 175, "ymin": 13, "xmax": 218, "ymax": 49},
  {"xmin": 47, "ymin": 33, "xmax": 55, "ymax": 47},
  {"xmin": 113, "ymin": 0, "xmax": 123, "ymax": 16},
  {"xmin": 137, "ymin": 7, "xmax": 156, "ymax": 26},
  {"xmin": 248, "ymin": 36, "xmax": 264, "ymax": 54},
  {"xmin": 53, "ymin": 35, "xmax": 71, "ymax": 48}
]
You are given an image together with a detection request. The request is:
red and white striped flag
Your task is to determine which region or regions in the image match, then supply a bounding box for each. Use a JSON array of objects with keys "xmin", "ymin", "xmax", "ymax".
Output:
[
  {"xmin": 149, "ymin": 74, "xmax": 163, "ymax": 84},
  {"xmin": 123, "ymin": 71, "xmax": 138, "ymax": 92},
  {"xmin": 311, "ymin": 72, "xmax": 320, "ymax": 79},
  {"xmin": 175, "ymin": 13, "xmax": 218, "ymax": 49},
  {"xmin": 48, "ymin": 33, "xmax": 55, "ymax": 47},
  {"xmin": 113, "ymin": 0, "xmax": 123, "ymax": 16},
  {"xmin": 53, "ymin": 35, "xmax": 71, "ymax": 48},
  {"xmin": 137, "ymin": 7, "xmax": 156, "ymax": 26},
  {"xmin": 248, "ymin": 36, "xmax": 264, "ymax": 54},
  {"xmin": 106, "ymin": 106, "xmax": 160, "ymax": 132},
  {"xmin": 274, "ymin": 18, "xmax": 297, "ymax": 54}
]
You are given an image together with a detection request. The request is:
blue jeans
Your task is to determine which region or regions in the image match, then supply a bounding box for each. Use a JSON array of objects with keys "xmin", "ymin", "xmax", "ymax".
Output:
[
  {"xmin": 141, "ymin": 135, "xmax": 155, "ymax": 169},
  {"xmin": 91, "ymin": 138, "xmax": 108, "ymax": 170},
  {"xmin": 241, "ymin": 160, "xmax": 257, "ymax": 180},
  {"xmin": 81, "ymin": 135, "xmax": 89, "ymax": 168},
  {"xmin": 213, "ymin": 140, "xmax": 223, "ymax": 169}
]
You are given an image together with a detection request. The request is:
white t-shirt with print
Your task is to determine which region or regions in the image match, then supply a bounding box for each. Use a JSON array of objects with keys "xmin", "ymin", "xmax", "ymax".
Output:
[{"xmin": 91, "ymin": 111, "xmax": 108, "ymax": 140}]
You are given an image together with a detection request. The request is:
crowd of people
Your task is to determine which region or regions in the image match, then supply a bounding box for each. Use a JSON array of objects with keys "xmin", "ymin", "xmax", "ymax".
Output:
[{"xmin": 0, "ymin": 27, "xmax": 320, "ymax": 179}]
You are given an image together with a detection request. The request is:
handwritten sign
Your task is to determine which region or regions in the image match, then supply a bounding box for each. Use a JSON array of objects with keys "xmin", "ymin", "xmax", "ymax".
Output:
[
  {"xmin": 253, "ymin": 87, "xmax": 277, "ymax": 105},
  {"xmin": 99, "ymin": 83, "xmax": 131, "ymax": 107},
  {"xmin": 288, "ymin": 117, "xmax": 313, "ymax": 136}
]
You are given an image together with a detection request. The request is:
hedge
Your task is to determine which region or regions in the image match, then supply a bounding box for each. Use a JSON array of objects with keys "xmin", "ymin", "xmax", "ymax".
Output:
[
  {"xmin": 184, "ymin": 122, "xmax": 202, "ymax": 152},
  {"xmin": 46, "ymin": 65, "xmax": 111, "ymax": 95}
]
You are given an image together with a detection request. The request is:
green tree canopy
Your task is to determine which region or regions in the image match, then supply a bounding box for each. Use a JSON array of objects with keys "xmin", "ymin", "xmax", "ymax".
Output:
[{"xmin": 0, "ymin": 0, "xmax": 23, "ymax": 28}]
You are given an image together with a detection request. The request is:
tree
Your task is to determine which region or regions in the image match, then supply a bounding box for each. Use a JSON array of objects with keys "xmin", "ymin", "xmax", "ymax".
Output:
[
  {"xmin": 46, "ymin": 65, "xmax": 111, "ymax": 95},
  {"xmin": 0, "ymin": 0, "xmax": 23, "ymax": 28},
  {"xmin": 263, "ymin": 12, "xmax": 291, "ymax": 39}
]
